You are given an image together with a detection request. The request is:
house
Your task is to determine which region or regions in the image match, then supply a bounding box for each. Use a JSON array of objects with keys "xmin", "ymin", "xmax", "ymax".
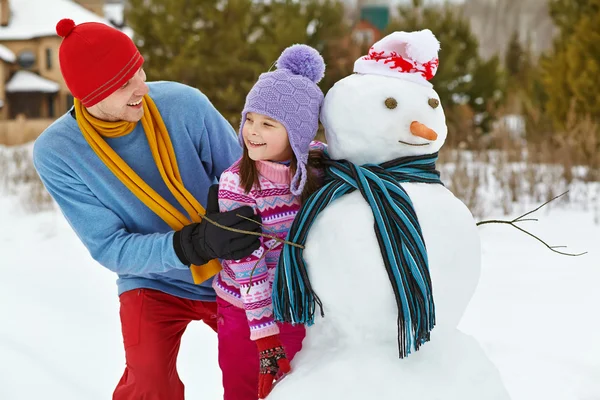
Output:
[
  {"xmin": 351, "ymin": 4, "xmax": 390, "ymax": 46},
  {"xmin": 0, "ymin": 0, "xmax": 119, "ymax": 144}
]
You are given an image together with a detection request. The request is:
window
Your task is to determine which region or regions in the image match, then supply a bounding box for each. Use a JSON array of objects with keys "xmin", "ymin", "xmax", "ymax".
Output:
[
  {"xmin": 17, "ymin": 50, "xmax": 36, "ymax": 69},
  {"xmin": 46, "ymin": 48, "xmax": 53, "ymax": 70}
]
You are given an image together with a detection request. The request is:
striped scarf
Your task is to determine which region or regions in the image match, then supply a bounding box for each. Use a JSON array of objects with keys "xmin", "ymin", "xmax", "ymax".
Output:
[{"xmin": 273, "ymin": 152, "xmax": 443, "ymax": 358}]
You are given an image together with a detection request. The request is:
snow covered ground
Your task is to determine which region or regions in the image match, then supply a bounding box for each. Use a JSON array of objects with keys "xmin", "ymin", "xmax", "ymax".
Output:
[{"xmin": 1, "ymin": 150, "xmax": 599, "ymax": 400}]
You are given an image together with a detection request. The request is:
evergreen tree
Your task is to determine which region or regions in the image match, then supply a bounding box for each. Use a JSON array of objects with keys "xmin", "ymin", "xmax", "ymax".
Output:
[
  {"xmin": 126, "ymin": 0, "xmax": 263, "ymax": 125},
  {"xmin": 503, "ymin": 30, "xmax": 544, "ymax": 120},
  {"xmin": 517, "ymin": 42, "xmax": 552, "ymax": 141},
  {"xmin": 565, "ymin": 10, "xmax": 600, "ymax": 119},
  {"xmin": 249, "ymin": 0, "xmax": 353, "ymax": 102},
  {"xmin": 125, "ymin": 0, "xmax": 352, "ymax": 127},
  {"xmin": 505, "ymin": 30, "xmax": 524, "ymax": 78},
  {"xmin": 541, "ymin": 0, "xmax": 600, "ymax": 126}
]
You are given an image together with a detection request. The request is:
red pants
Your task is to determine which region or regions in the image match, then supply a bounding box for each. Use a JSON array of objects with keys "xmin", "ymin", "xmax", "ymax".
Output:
[
  {"xmin": 216, "ymin": 297, "xmax": 306, "ymax": 400},
  {"xmin": 113, "ymin": 289, "xmax": 306, "ymax": 400},
  {"xmin": 113, "ymin": 289, "xmax": 219, "ymax": 400}
]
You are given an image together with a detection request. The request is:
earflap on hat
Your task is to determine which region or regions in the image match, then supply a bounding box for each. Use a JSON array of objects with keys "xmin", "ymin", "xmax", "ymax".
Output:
[
  {"xmin": 354, "ymin": 29, "xmax": 440, "ymax": 87},
  {"xmin": 290, "ymin": 162, "xmax": 307, "ymax": 197}
]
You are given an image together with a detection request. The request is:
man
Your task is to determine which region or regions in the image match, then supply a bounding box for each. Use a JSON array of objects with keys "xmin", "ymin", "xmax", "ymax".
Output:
[{"xmin": 33, "ymin": 18, "xmax": 261, "ymax": 399}]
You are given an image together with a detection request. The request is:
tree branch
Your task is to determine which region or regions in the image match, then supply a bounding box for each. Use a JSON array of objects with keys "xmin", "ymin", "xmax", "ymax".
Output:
[
  {"xmin": 476, "ymin": 191, "xmax": 587, "ymax": 257},
  {"xmin": 199, "ymin": 213, "xmax": 305, "ymax": 249}
]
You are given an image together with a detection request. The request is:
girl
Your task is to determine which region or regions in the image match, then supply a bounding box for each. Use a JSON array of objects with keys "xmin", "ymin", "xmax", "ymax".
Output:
[{"xmin": 213, "ymin": 44, "xmax": 326, "ymax": 399}]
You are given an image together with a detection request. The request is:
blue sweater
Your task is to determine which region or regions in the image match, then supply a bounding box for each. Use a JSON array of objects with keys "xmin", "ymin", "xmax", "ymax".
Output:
[{"xmin": 33, "ymin": 81, "xmax": 242, "ymax": 301}]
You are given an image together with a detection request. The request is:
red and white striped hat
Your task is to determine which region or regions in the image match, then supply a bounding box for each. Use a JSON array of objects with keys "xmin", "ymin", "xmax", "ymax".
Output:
[{"xmin": 354, "ymin": 29, "xmax": 440, "ymax": 88}]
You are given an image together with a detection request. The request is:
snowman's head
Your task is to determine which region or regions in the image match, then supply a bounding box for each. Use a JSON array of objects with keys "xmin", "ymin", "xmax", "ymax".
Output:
[
  {"xmin": 321, "ymin": 29, "xmax": 446, "ymax": 165},
  {"xmin": 321, "ymin": 74, "xmax": 447, "ymax": 165}
]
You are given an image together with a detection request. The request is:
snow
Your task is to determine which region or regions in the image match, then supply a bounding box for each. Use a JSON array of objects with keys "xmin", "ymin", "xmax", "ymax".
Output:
[
  {"xmin": 5, "ymin": 71, "xmax": 60, "ymax": 93},
  {"xmin": 1, "ymin": 143, "xmax": 599, "ymax": 400},
  {"xmin": 0, "ymin": 0, "xmax": 114, "ymax": 41},
  {"xmin": 321, "ymin": 73, "xmax": 448, "ymax": 165},
  {"xmin": 272, "ymin": 66, "xmax": 508, "ymax": 398},
  {"xmin": 101, "ymin": 2, "xmax": 135, "ymax": 38},
  {"xmin": 461, "ymin": 208, "xmax": 600, "ymax": 400},
  {"xmin": 103, "ymin": 3, "xmax": 124, "ymax": 26},
  {"xmin": 0, "ymin": 190, "xmax": 221, "ymax": 399},
  {"xmin": 120, "ymin": 25, "xmax": 134, "ymax": 39},
  {"xmin": 269, "ymin": 183, "xmax": 510, "ymax": 400},
  {"xmin": 495, "ymin": 114, "xmax": 527, "ymax": 137},
  {"xmin": 0, "ymin": 43, "xmax": 16, "ymax": 63}
]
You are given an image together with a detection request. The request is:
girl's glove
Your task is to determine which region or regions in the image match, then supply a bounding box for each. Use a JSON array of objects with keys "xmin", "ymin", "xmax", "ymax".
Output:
[
  {"xmin": 256, "ymin": 334, "xmax": 290, "ymax": 398},
  {"xmin": 173, "ymin": 184, "xmax": 261, "ymax": 265}
]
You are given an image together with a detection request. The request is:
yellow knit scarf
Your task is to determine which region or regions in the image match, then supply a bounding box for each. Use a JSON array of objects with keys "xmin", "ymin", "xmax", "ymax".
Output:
[{"xmin": 74, "ymin": 95, "xmax": 221, "ymax": 284}]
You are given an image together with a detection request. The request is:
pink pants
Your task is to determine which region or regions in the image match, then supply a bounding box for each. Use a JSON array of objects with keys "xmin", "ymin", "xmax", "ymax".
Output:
[{"xmin": 216, "ymin": 296, "xmax": 306, "ymax": 400}]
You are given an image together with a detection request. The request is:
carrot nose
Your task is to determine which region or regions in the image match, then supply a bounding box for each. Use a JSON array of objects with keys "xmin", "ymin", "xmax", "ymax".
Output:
[{"xmin": 410, "ymin": 121, "xmax": 438, "ymax": 141}]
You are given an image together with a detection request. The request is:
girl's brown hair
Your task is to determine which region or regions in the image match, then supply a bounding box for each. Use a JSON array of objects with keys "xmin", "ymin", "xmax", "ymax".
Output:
[{"xmin": 239, "ymin": 146, "xmax": 325, "ymax": 204}]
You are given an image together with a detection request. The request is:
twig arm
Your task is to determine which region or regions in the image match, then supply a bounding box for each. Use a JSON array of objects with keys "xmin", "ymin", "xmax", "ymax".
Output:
[
  {"xmin": 476, "ymin": 190, "xmax": 586, "ymax": 257},
  {"xmin": 200, "ymin": 213, "xmax": 304, "ymax": 249}
]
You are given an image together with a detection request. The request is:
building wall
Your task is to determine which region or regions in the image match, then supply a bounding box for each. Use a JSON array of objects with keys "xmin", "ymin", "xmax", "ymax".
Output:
[
  {"xmin": 353, "ymin": 21, "xmax": 382, "ymax": 46},
  {"xmin": 37, "ymin": 37, "xmax": 64, "ymax": 85},
  {"xmin": 73, "ymin": 0, "xmax": 106, "ymax": 17},
  {"xmin": 0, "ymin": 61, "xmax": 7, "ymax": 119},
  {"xmin": 1, "ymin": 37, "xmax": 62, "ymax": 81},
  {"xmin": 0, "ymin": 36, "xmax": 70, "ymax": 123},
  {"xmin": 0, "ymin": 0, "xmax": 103, "ymax": 143},
  {"xmin": 38, "ymin": 36, "xmax": 69, "ymax": 117},
  {"xmin": 1, "ymin": 36, "xmax": 70, "ymax": 118},
  {"xmin": 0, "ymin": 116, "xmax": 53, "ymax": 145}
]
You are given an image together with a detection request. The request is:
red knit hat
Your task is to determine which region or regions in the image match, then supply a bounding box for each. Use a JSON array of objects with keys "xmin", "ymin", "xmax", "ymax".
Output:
[{"xmin": 56, "ymin": 18, "xmax": 144, "ymax": 107}]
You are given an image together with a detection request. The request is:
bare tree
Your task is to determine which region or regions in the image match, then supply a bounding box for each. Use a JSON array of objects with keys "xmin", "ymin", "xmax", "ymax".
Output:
[{"xmin": 462, "ymin": 0, "xmax": 555, "ymax": 59}]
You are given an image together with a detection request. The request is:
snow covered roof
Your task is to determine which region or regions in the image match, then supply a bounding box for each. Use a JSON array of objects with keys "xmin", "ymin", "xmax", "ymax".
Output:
[
  {"xmin": 0, "ymin": 0, "xmax": 115, "ymax": 41},
  {"xmin": 102, "ymin": 2, "xmax": 133, "ymax": 38},
  {"xmin": 103, "ymin": 3, "xmax": 124, "ymax": 26},
  {"xmin": 121, "ymin": 26, "xmax": 134, "ymax": 38},
  {"xmin": 0, "ymin": 44, "xmax": 15, "ymax": 63},
  {"xmin": 6, "ymin": 71, "xmax": 60, "ymax": 93}
]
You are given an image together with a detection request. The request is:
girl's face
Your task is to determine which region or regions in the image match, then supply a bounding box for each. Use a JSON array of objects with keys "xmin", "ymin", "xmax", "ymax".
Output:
[{"xmin": 242, "ymin": 112, "xmax": 293, "ymax": 162}]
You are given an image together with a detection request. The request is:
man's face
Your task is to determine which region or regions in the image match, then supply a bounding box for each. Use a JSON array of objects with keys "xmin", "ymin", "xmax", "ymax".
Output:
[{"xmin": 87, "ymin": 68, "xmax": 149, "ymax": 122}]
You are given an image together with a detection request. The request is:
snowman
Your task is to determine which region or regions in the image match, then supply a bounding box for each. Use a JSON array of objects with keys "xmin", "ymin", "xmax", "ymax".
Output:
[{"xmin": 270, "ymin": 30, "xmax": 512, "ymax": 399}]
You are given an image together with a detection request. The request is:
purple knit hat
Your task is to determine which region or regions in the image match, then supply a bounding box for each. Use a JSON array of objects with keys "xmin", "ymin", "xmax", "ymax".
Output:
[{"xmin": 241, "ymin": 44, "xmax": 326, "ymax": 196}]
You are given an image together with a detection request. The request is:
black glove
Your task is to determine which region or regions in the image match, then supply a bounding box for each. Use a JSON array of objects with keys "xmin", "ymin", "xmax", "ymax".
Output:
[{"xmin": 173, "ymin": 184, "xmax": 262, "ymax": 265}]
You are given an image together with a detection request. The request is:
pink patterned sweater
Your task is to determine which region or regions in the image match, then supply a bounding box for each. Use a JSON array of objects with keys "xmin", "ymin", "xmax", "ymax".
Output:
[{"xmin": 213, "ymin": 159, "xmax": 304, "ymax": 340}]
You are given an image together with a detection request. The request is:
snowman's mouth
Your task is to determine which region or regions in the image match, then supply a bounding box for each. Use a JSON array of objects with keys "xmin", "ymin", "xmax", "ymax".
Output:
[{"xmin": 398, "ymin": 140, "xmax": 430, "ymax": 146}]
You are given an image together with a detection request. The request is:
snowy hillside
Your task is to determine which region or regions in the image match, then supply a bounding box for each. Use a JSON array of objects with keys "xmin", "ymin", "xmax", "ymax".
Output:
[{"xmin": 0, "ymin": 144, "xmax": 598, "ymax": 400}]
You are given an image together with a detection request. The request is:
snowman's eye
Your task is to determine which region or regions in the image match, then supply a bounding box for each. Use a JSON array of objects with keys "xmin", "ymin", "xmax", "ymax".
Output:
[
  {"xmin": 385, "ymin": 97, "xmax": 397, "ymax": 109},
  {"xmin": 428, "ymin": 98, "xmax": 440, "ymax": 109}
]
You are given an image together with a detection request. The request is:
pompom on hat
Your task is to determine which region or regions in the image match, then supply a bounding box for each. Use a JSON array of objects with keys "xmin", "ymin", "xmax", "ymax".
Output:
[
  {"xmin": 241, "ymin": 44, "xmax": 325, "ymax": 196},
  {"xmin": 354, "ymin": 29, "xmax": 440, "ymax": 88},
  {"xmin": 56, "ymin": 18, "xmax": 144, "ymax": 107}
]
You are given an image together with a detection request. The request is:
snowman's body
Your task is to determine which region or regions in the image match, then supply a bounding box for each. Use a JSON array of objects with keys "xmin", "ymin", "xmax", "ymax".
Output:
[
  {"xmin": 270, "ymin": 184, "xmax": 510, "ymax": 399},
  {"xmin": 269, "ymin": 31, "xmax": 510, "ymax": 399}
]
